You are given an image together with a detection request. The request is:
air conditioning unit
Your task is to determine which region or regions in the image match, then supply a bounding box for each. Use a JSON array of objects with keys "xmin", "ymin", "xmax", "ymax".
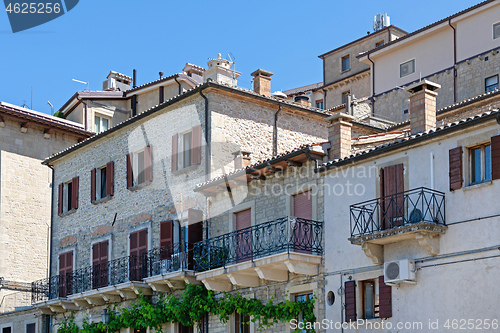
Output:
[
  {"xmin": 102, "ymin": 78, "xmax": 116, "ymax": 91},
  {"xmin": 384, "ymin": 259, "xmax": 416, "ymax": 284}
]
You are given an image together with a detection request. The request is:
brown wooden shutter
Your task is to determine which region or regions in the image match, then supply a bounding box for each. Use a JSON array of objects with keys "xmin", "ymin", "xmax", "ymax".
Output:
[
  {"xmin": 293, "ymin": 191, "xmax": 313, "ymax": 220},
  {"xmin": 160, "ymin": 220, "xmax": 173, "ymax": 249},
  {"xmin": 172, "ymin": 134, "xmax": 178, "ymax": 172},
  {"xmin": 100, "ymin": 241, "xmax": 109, "ymax": 264},
  {"xmin": 491, "ymin": 135, "xmax": 500, "ymax": 180},
  {"xmin": 92, "ymin": 241, "xmax": 108, "ymax": 288},
  {"xmin": 159, "ymin": 86, "xmax": 164, "ymax": 104},
  {"xmin": 59, "ymin": 251, "xmax": 73, "ymax": 297},
  {"xmin": 144, "ymin": 145, "xmax": 152, "ymax": 182},
  {"xmin": 71, "ymin": 177, "xmax": 79, "ymax": 210},
  {"xmin": 449, "ymin": 147, "xmax": 463, "ymax": 191},
  {"xmin": 130, "ymin": 229, "xmax": 147, "ymax": 280},
  {"xmin": 92, "ymin": 243, "xmax": 100, "ymax": 267},
  {"xmin": 188, "ymin": 222, "xmax": 204, "ymax": 244},
  {"xmin": 191, "ymin": 125, "xmax": 202, "ymax": 165},
  {"xmin": 106, "ymin": 161, "xmax": 114, "ymax": 196},
  {"xmin": 126, "ymin": 153, "xmax": 133, "ymax": 189},
  {"xmin": 344, "ymin": 280, "xmax": 356, "ymax": 322},
  {"xmin": 235, "ymin": 209, "xmax": 251, "ymax": 231},
  {"xmin": 91, "ymin": 168, "xmax": 96, "ymax": 202},
  {"xmin": 58, "ymin": 183, "xmax": 63, "ymax": 214},
  {"xmin": 381, "ymin": 164, "xmax": 404, "ymax": 228},
  {"xmin": 378, "ymin": 276, "xmax": 392, "ymax": 318}
]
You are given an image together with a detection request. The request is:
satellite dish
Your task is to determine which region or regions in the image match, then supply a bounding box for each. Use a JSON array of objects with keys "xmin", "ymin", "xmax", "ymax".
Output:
[{"xmin": 271, "ymin": 91, "xmax": 287, "ymax": 98}]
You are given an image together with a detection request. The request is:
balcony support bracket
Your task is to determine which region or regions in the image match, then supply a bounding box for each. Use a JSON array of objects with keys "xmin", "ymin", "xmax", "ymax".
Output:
[
  {"xmin": 148, "ymin": 283, "xmax": 170, "ymax": 293},
  {"xmin": 254, "ymin": 267, "xmax": 288, "ymax": 282},
  {"xmin": 284, "ymin": 260, "xmax": 318, "ymax": 275},
  {"xmin": 71, "ymin": 299, "xmax": 91, "ymax": 308},
  {"xmin": 61, "ymin": 302, "xmax": 79, "ymax": 311},
  {"xmin": 101, "ymin": 293, "xmax": 121, "ymax": 303},
  {"xmin": 130, "ymin": 286, "xmax": 153, "ymax": 296},
  {"xmin": 361, "ymin": 243, "xmax": 384, "ymax": 265},
  {"xmin": 201, "ymin": 279, "xmax": 233, "ymax": 292},
  {"xmin": 84, "ymin": 296, "xmax": 105, "ymax": 306},
  {"xmin": 227, "ymin": 273, "xmax": 259, "ymax": 287},
  {"xmin": 165, "ymin": 280, "xmax": 185, "ymax": 290},
  {"xmin": 415, "ymin": 233, "xmax": 440, "ymax": 256},
  {"xmin": 182, "ymin": 275, "xmax": 201, "ymax": 285},
  {"xmin": 117, "ymin": 290, "xmax": 137, "ymax": 299}
]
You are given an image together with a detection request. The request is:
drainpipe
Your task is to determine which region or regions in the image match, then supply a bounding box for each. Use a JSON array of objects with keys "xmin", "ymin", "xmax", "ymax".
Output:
[
  {"xmin": 340, "ymin": 274, "xmax": 344, "ymax": 333},
  {"xmin": 323, "ymin": 89, "xmax": 328, "ymax": 111},
  {"xmin": 448, "ymin": 19, "xmax": 457, "ymax": 103},
  {"xmin": 367, "ymin": 53, "xmax": 375, "ymax": 116},
  {"xmin": 76, "ymin": 97, "xmax": 88, "ymax": 131},
  {"xmin": 199, "ymin": 89, "xmax": 210, "ymax": 181},
  {"xmin": 174, "ymin": 76, "xmax": 182, "ymax": 95},
  {"xmin": 46, "ymin": 164, "xmax": 55, "ymax": 333},
  {"xmin": 273, "ymin": 105, "xmax": 282, "ymax": 156}
]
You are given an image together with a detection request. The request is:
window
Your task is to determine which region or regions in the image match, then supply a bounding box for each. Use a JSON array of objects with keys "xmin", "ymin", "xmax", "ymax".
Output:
[
  {"xmin": 362, "ymin": 280, "xmax": 378, "ymax": 319},
  {"xmin": 485, "ymin": 75, "xmax": 499, "ymax": 92},
  {"xmin": 58, "ymin": 177, "xmax": 79, "ymax": 214},
  {"xmin": 2, "ymin": 327, "xmax": 12, "ymax": 333},
  {"xmin": 183, "ymin": 132, "xmax": 192, "ymax": 168},
  {"xmin": 26, "ymin": 323, "xmax": 36, "ymax": 333},
  {"xmin": 92, "ymin": 240, "xmax": 109, "ymax": 289},
  {"xmin": 179, "ymin": 324, "xmax": 193, "ymax": 333},
  {"xmin": 315, "ymin": 100, "xmax": 324, "ymax": 109},
  {"xmin": 470, "ymin": 143, "xmax": 491, "ymax": 184},
  {"xmin": 295, "ymin": 292, "xmax": 313, "ymax": 332},
  {"xmin": 494, "ymin": 22, "xmax": 500, "ymax": 39},
  {"xmin": 342, "ymin": 91, "xmax": 350, "ymax": 104},
  {"xmin": 94, "ymin": 115, "xmax": 110, "ymax": 133},
  {"xmin": 58, "ymin": 251, "xmax": 73, "ymax": 297},
  {"xmin": 130, "ymin": 229, "xmax": 148, "ymax": 280},
  {"xmin": 126, "ymin": 146, "xmax": 152, "ymax": 188},
  {"xmin": 235, "ymin": 312, "xmax": 250, "ymax": 333},
  {"xmin": 171, "ymin": 126, "xmax": 202, "ymax": 172},
  {"xmin": 375, "ymin": 40, "xmax": 385, "ymax": 47},
  {"xmin": 400, "ymin": 59, "xmax": 415, "ymax": 78},
  {"xmin": 91, "ymin": 162, "xmax": 114, "ymax": 202},
  {"xmin": 341, "ymin": 55, "xmax": 350, "ymax": 72}
]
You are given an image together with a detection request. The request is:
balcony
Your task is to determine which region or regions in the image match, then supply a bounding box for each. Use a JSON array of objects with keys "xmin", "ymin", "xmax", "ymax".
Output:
[
  {"xmin": 32, "ymin": 255, "xmax": 152, "ymax": 314},
  {"xmin": 142, "ymin": 243, "xmax": 199, "ymax": 292},
  {"xmin": 349, "ymin": 187, "xmax": 447, "ymax": 264},
  {"xmin": 193, "ymin": 217, "xmax": 323, "ymax": 291}
]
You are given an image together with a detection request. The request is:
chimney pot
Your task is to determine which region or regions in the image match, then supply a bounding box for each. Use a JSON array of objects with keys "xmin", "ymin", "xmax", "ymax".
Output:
[
  {"xmin": 406, "ymin": 80, "xmax": 440, "ymax": 134},
  {"xmin": 294, "ymin": 93, "xmax": 311, "ymax": 107},
  {"xmin": 251, "ymin": 69, "xmax": 273, "ymax": 97}
]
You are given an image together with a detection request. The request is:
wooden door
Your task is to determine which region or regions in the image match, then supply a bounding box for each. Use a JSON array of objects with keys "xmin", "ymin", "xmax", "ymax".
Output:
[
  {"xmin": 188, "ymin": 213, "xmax": 204, "ymax": 270},
  {"xmin": 235, "ymin": 209, "xmax": 252, "ymax": 263},
  {"xmin": 293, "ymin": 191, "xmax": 313, "ymax": 253},
  {"xmin": 58, "ymin": 251, "xmax": 73, "ymax": 297},
  {"xmin": 92, "ymin": 241, "xmax": 108, "ymax": 289},
  {"xmin": 130, "ymin": 229, "xmax": 147, "ymax": 280},
  {"xmin": 380, "ymin": 164, "xmax": 404, "ymax": 229}
]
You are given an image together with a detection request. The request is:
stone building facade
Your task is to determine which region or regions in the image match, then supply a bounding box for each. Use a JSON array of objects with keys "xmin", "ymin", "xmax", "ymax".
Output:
[
  {"xmin": 0, "ymin": 102, "xmax": 91, "ymax": 330},
  {"xmin": 35, "ymin": 70, "xmax": 330, "ymax": 331}
]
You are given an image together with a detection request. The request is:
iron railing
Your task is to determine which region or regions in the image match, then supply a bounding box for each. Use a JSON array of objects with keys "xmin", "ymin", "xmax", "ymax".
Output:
[
  {"xmin": 144, "ymin": 242, "xmax": 194, "ymax": 277},
  {"xmin": 31, "ymin": 254, "xmax": 146, "ymax": 304},
  {"xmin": 193, "ymin": 217, "xmax": 323, "ymax": 272},
  {"xmin": 350, "ymin": 187, "xmax": 445, "ymax": 238}
]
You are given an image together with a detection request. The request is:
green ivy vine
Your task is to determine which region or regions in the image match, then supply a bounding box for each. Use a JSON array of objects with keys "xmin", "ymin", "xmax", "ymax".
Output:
[{"xmin": 57, "ymin": 284, "xmax": 316, "ymax": 333}]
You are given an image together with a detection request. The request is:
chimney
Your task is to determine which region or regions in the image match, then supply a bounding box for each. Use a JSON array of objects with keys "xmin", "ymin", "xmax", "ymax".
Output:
[
  {"xmin": 406, "ymin": 80, "xmax": 440, "ymax": 134},
  {"xmin": 251, "ymin": 69, "xmax": 273, "ymax": 97},
  {"xmin": 325, "ymin": 111, "xmax": 355, "ymax": 160},
  {"xmin": 294, "ymin": 93, "xmax": 311, "ymax": 107},
  {"xmin": 233, "ymin": 151, "xmax": 252, "ymax": 169}
]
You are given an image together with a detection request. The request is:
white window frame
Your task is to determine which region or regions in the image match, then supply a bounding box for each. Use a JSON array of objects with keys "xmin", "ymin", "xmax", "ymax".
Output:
[
  {"xmin": 177, "ymin": 130, "xmax": 193, "ymax": 170},
  {"xmin": 485, "ymin": 74, "xmax": 499, "ymax": 93},
  {"xmin": 469, "ymin": 142, "xmax": 492, "ymax": 185},
  {"xmin": 132, "ymin": 148, "xmax": 146, "ymax": 186},
  {"xmin": 0, "ymin": 323, "xmax": 13, "ymax": 333},
  {"xmin": 493, "ymin": 22, "xmax": 500, "ymax": 39},
  {"xmin": 94, "ymin": 114, "xmax": 110, "ymax": 133},
  {"xmin": 400, "ymin": 59, "xmax": 416, "ymax": 78}
]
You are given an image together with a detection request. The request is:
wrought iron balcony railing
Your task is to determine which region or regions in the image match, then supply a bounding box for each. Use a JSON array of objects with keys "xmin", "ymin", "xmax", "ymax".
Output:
[
  {"xmin": 143, "ymin": 242, "xmax": 194, "ymax": 277},
  {"xmin": 31, "ymin": 254, "xmax": 146, "ymax": 304},
  {"xmin": 193, "ymin": 216, "xmax": 323, "ymax": 272},
  {"xmin": 350, "ymin": 187, "xmax": 445, "ymax": 238}
]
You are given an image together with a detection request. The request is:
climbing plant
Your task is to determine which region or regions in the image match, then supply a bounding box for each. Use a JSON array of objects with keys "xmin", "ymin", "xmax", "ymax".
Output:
[{"xmin": 57, "ymin": 284, "xmax": 316, "ymax": 333}]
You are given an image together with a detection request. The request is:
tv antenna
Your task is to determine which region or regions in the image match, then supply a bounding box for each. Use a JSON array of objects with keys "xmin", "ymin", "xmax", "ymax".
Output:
[{"xmin": 72, "ymin": 78, "xmax": 89, "ymax": 91}]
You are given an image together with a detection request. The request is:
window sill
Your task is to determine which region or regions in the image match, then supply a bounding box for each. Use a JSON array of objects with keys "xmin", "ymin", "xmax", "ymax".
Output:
[
  {"xmin": 172, "ymin": 163, "xmax": 200, "ymax": 176},
  {"xmin": 128, "ymin": 180, "xmax": 153, "ymax": 192},
  {"xmin": 464, "ymin": 180, "xmax": 493, "ymax": 191},
  {"xmin": 59, "ymin": 208, "xmax": 77, "ymax": 217},
  {"xmin": 341, "ymin": 68, "xmax": 351, "ymax": 74},
  {"xmin": 92, "ymin": 196, "xmax": 113, "ymax": 205}
]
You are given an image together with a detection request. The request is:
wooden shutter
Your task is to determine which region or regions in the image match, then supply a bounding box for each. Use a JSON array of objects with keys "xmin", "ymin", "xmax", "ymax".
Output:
[
  {"xmin": 130, "ymin": 229, "xmax": 147, "ymax": 280},
  {"xmin": 344, "ymin": 280, "xmax": 356, "ymax": 322},
  {"xmin": 92, "ymin": 241, "xmax": 108, "ymax": 288},
  {"xmin": 91, "ymin": 168, "xmax": 96, "ymax": 202},
  {"xmin": 378, "ymin": 276, "xmax": 392, "ymax": 318},
  {"xmin": 491, "ymin": 135, "xmax": 500, "ymax": 180},
  {"xmin": 172, "ymin": 134, "xmax": 178, "ymax": 172},
  {"xmin": 235, "ymin": 209, "xmax": 251, "ymax": 231},
  {"xmin": 160, "ymin": 220, "xmax": 173, "ymax": 249},
  {"xmin": 159, "ymin": 86, "xmax": 164, "ymax": 104},
  {"xmin": 191, "ymin": 125, "xmax": 202, "ymax": 165},
  {"xmin": 144, "ymin": 145, "xmax": 152, "ymax": 182},
  {"xmin": 59, "ymin": 251, "xmax": 73, "ymax": 297},
  {"xmin": 106, "ymin": 161, "xmax": 114, "ymax": 196},
  {"xmin": 293, "ymin": 191, "xmax": 313, "ymax": 220},
  {"xmin": 449, "ymin": 147, "xmax": 463, "ymax": 190},
  {"xmin": 381, "ymin": 164, "xmax": 404, "ymax": 228},
  {"xmin": 71, "ymin": 177, "xmax": 79, "ymax": 210},
  {"xmin": 188, "ymin": 222, "xmax": 204, "ymax": 244},
  {"xmin": 58, "ymin": 183, "xmax": 63, "ymax": 214},
  {"xmin": 126, "ymin": 153, "xmax": 133, "ymax": 189}
]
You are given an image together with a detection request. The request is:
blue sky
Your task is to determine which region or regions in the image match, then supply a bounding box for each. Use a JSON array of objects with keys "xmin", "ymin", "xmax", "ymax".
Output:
[{"xmin": 0, "ymin": 0, "xmax": 479, "ymax": 115}]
